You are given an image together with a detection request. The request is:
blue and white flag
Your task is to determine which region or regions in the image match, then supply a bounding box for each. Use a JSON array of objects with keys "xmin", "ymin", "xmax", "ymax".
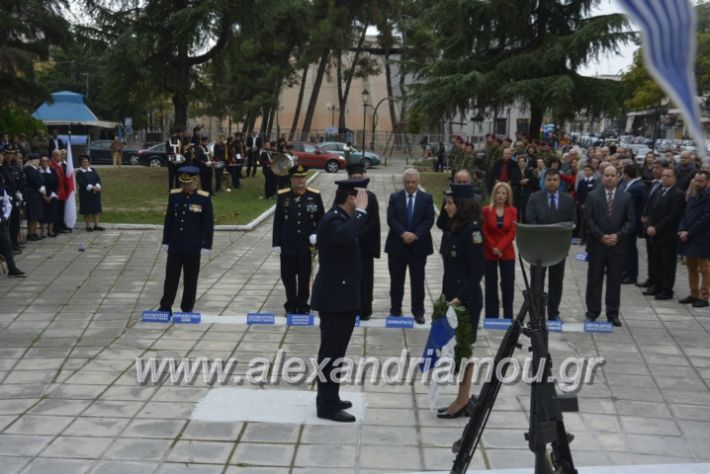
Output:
[{"xmin": 619, "ymin": 0, "xmax": 706, "ymax": 158}]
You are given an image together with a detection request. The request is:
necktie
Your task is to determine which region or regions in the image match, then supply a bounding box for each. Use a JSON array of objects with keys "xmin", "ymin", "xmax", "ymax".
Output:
[
  {"xmin": 407, "ymin": 193, "xmax": 414, "ymax": 229},
  {"xmin": 549, "ymin": 194, "xmax": 556, "ymax": 210},
  {"xmin": 607, "ymin": 191, "xmax": 614, "ymax": 217}
]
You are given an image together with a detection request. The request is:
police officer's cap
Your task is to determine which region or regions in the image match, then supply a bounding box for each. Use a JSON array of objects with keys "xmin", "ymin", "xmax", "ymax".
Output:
[
  {"xmin": 4, "ymin": 145, "xmax": 19, "ymax": 154},
  {"xmin": 177, "ymin": 165, "xmax": 200, "ymax": 183},
  {"xmin": 290, "ymin": 163, "xmax": 308, "ymax": 177},
  {"xmin": 334, "ymin": 178, "xmax": 370, "ymax": 190},
  {"xmin": 27, "ymin": 152, "xmax": 41, "ymax": 161},
  {"xmin": 445, "ymin": 183, "xmax": 475, "ymax": 198},
  {"xmin": 346, "ymin": 163, "xmax": 366, "ymax": 176}
]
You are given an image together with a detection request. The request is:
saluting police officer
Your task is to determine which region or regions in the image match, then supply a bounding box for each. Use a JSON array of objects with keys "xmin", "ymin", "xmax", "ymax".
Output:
[
  {"xmin": 311, "ymin": 178, "xmax": 370, "ymax": 422},
  {"xmin": 346, "ymin": 163, "xmax": 380, "ymax": 320},
  {"xmin": 272, "ymin": 164, "xmax": 325, "ymax": 315},
  {"xmin": 158, "ymin": 166, "xmax": 214, "ymax": 314}
]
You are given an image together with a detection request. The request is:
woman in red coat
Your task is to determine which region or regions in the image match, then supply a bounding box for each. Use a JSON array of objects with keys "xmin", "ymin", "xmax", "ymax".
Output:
[{"xmin": 482, "ymin": 182, "xmax": 517, "ymax": 318}]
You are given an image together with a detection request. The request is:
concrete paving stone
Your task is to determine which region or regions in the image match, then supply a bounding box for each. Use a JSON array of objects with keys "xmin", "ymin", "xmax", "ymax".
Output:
[
  {"xmin": 361, "ymin": 425, "xmax": 418, "ymax": 446},
  {"xmin": 0, "ymin": 456, "xmax": 30, "ymax": 474},
  {"xmin": 619, "ymin": 415, "xmax": 681, "ymax": 436},
  {"xmin": 299, "ymin": 424, "xmax": 359, "ymax": 445},
  {"xmin": 232, "ymin": 442, "xmax": 295, "ymax": 467},
  {"xmin": 241, "ymin": 423, "xmax": 300, "ymax": 443},
  {"xmin": 0, "ymin": 384, "xmax": 47, "ymax": 399},
  {"xmin": 624, "ymin": 433, "xmax": 694, "ymax": 458},
  {"xmin": 21, "ymin": 457, "xmax": 93, "ymax": 474},
  {"xmin": 678, "ymin": 419, "xmax": 710, "ymax": 440},
  {"xmin": 152, "ymin": 387, "xmax": 210, "ymax": 403},
  {"xmin": 3, "ymin": 371, "xmax": 55, "ymax": 384},
  {"xmin": 614, "ymin": 400, "xmax": 672, "ymax": 418},
  {"xmin": 46, "ymin": 384, "xmax": 106, "ymax": 400},
  {"xmin": 136, "ymin": 402, "xmax": 195, "ymax": 419},
  {"xmin": 670, "ymin": 403, "xmax": 710, "ymax": 421},
  {"xmin": 102, "ymin": 438, "xmax": 173, "ymax": 461},
  {"xmin": 0, "ymin": 434, "xmax": 53, "ymax": 456},
  {"xmin": 99, "ymin": 385, "xmax": 158, "ymax": 401},
  {"xmin": 91, "ymin": 460, "xmax": 158, "ymax": 474},
  {"xmin": 422, "ymin": 446, "xmax": 487, "ymax": 470},
  {"xmin": 610, "ymin": 385, "xmax": 665, "ymax": 402},
  {"xmin": 63, "ymin": 417, "xmax": 130, "ymax": 437},
  {"xmin": 157, "ymin": 464, "xmax": 226, "ymax": 474},
  {"xmin": 364, "ymin": 408, "xmax": 418, "ymax": 426},
  {"xmin": 122, "ymin": 418, "xmax": 186, "ymax": 439},
  {"xmin": 485, "ymin": 448, "xmax": 536, "ymax": 468},
  {"xmin": 661, "ymin": 389, "xmax": 710, "ymax": 405},
  {"xmin": 181, "ymin": 421, "xmax": 243, "ymax": 441},
  {"xmin": 293, "ymin": 444, "xmax": 354, "ymax": 468},
  {"xmin": 40, "ymin": 435, "xmax": 114, "ymax": 459},
  {"xmin": 166, "ymin": 440, "xmax": 235, "ymax": 464},
  {"xmin": 359, "ymin": 445, "xmax": 422, "ymax": 470},
  {"xmin": 83, "ymin": 400, "xmax": 144, "ymax": 418},
  {"xmin": 226, "ymin": 466, "xmax": 290, "ymax": 474},
  {"xmin": 3, "ymin": 415, "xmax": 75, "ymax": 436},
  {"xmin": 606, "ymin": 451, "xmax": 695, "ymax": 465}
]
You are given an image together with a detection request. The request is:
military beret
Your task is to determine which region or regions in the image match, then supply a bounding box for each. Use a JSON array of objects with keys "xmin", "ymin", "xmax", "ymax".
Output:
[
  {"xmin": 445, "ymin": 183, "xmax": 475, "ymax": 198},
  {"xmin": 346, "ymin": 163, "xmax": 366, "ymax": 176},
  {"xmin": 334, "ymin": 178, "xmax": 370, "ymax": 190}
]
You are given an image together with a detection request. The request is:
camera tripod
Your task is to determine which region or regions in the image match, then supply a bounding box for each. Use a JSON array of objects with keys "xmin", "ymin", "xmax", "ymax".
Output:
[{"xmin": 451, "ymin": 258, "xmax": 578, "ymax": 474}]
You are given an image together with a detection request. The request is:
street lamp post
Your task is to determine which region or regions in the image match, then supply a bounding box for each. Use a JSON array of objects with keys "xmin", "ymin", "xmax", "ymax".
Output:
[{"xmin": 361, "ymin": 89, "xmax": 370, "ymax": 156}]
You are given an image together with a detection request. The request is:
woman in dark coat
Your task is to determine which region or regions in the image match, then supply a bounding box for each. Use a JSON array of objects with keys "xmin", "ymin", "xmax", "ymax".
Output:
[
  {"xmin": 437, "ymin": 184, "xmax": 485, "ymax": 419},
  {"xmin": 76, "ymin": 155, "xmax": 104, "ymax": 231},
  {"xmin": 24, "ymin": 152, "xmax": 45, "ymax": 240},
  {"xmin": 39, "ymin": 155, "xmax": 58, "ymax": 237},
  {"xmin": 678, "ymin": 170, "xmax": 710, "ymax": 307}
]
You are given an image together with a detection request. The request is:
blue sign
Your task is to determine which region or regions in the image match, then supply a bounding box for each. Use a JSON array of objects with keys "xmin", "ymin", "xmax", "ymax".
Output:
[
  {"xmin": 483, "ymin": 318, "xmax": 513, "ymax": 330},
  {"xmin": 355, "ymin": 316, "xmax": 361, "ymax": 327},
  {"xmin": 575, "ymin": 252, "xmax": 589, "ymax": 262},
  {"xmin": 386, "ymin": 316, "xmax": 414, "ymax": 329},
  {"xmin": 173, "ymin": 312, "xmax": 201, "ymax": 324},
  {"xmin": 247, "ymin": 313, "xmax": 275, "ymax": 325},
  {"xmin": 142, "ymin": 310, "xmax": 171, "ymax": 323},
  {"xmin": 547, "ymin": 319, "xmax": 563, "ymax": 332},
  {"xmin": 286, "ymin": 314, "xmax": 315, "ymax": 326},
  {"xmin": 584, "ymin": 321, "xmax": 614, "ymax": 333}
]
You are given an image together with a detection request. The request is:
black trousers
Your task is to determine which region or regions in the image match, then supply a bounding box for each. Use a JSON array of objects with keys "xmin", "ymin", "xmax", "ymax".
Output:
[
  {"xmin": 316, "ymin": 311, "xmax": 357, "ymax": 415},
  {"xmin": 263, "ymin": 167, "xmax": 275, "ymax": 199},
  {"xmin": 168, "ymin": 163, "xmax": 178, "ymax": 191},
  {"xmin": 199, "ymin": 169, "xmax": 213, "ymax": 194},
  {"xmin": 623, "ymin": 235, "xmax": 639, "ymax": 281},
  {"xmin": 9, "ymin": 206, "xmax": 20, "ymax": 246},
  {"xmin": 229, "ymin": 165, "xmax": 242, "ymax": 188},
  {"xmin": 247, "ymin": 151, "xmax": 258, "ymax": 177},
  {"xmin": 645, "ymin": 235, "xmax": 658, "ymax": 287},
  {"xmin": 214, "ymin": 166, "xmax": 225, "ymax": 192},
  {"xmin": 530, "ymin": 259, "xmax": 566, "ymax": 319},
  {"xmin": 651, "ymin": 235, "xmax": 678, "ymax": 294},
  {"xmin": 54, "ymin": 200, "xmax": 67, "ymax": 230},
  {"xmin": 484, "ymin": 259, "xmax": 515, "ymax": 318},
  {"xmin": 360, "ymin": 254, "xmax": 375, "ymax": 317},
  {"xmin": 159, "ymin": 253, "xmax": 201, "ymax": 313},
  {"xmin": 280, "ymin": 253, "xmax": 312, "ymax": 313},
  {"xmin": 585, "ymin": 252, "xmax": 624, "ymax": 319},
  {"xmin": 0, "ymin": 221, "xmax": 19, "ymax": 272},
  {"xmin": 388, "ymin": 251, "xmax": 427, "ymax": 316}
]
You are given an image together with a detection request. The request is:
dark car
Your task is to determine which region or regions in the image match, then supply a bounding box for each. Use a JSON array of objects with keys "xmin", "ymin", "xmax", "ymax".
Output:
[
  {"xmin": 137, "ymin": 143, "xmax": 170, "ymax": 167},
  {"xmin": 88, "ymin": 140, "xmax": 140, "ymax": 165},
  {"xmin": 290, "ymin": 142, "xmax": 345, "ymax": 173}
]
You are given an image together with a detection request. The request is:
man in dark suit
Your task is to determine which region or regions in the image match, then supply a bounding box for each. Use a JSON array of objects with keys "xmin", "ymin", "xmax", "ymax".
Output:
[
  {"xmin": 525, "ymin": 169, "xmax": 577, "ymax": 320},
  {"xmin": 346, "ymin": 163, "xmax": 380, "ymax": 320},
  {"xmin": 48, "ymin": 130, "xmax": 64, "ymax": 155},
  {"xmin": 311, "ymin": 179, "xmax": 369, "ymax": 423},
  {"xmin": 638, "ymin": 160, "xmax": 667, "ymax": 288},
  {"xmin": 621, "ymin": 165, "xmax": 646, "ymax": 284},
  {"xmin": 245, "ymin": 129, "xmax": 262, "ymax": 178},
  {"xmin": 158, "ymin": 166, "xmax": 214, "ymax": 314},
  {"xmin": 642, "ymin": 167, "xmax": 686, "ymax": 300},
  {"xmin": 385, "ymin": 169, "xmax": 435, "ymax": 324},
  {"xmin": 583, "ymin": 166, "xmax": 636, "ymax": 326}
]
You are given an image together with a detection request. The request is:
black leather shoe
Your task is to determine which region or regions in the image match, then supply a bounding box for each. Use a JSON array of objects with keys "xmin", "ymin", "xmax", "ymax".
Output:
[
  {"xmin": 636, "ymin": 280, "xmax": 652, "ymax": 288},
  {"xmin": 317, "ymin": 410, "xmax": 356, "ymax": 423},
  {"xmin": 608, "ymin": 318, "xmax": 622, "ymax": 327},
  {"xmin": 94, "ymin": 226, "xmax": 105, "ymax": 231},
  {"xmin": 654, "ymin": 292, "xmax": 673, "ymax": 300},
  {"xmin": 414, "ymin": 314, "xmax": 425, "ymax": 325},
  {"xmin": 642, "ymin": 288, "xmax": 659, "ymax": 296},
  {"xmin": 8, "ymin": 269, "xmax": 27, "ymax": 278},
  {"xmin": 338, "ymin": 400, "xmax": 352, "ymax": 410},
  {"xmin": 390, "ymin": 310, "xmax": 402, "ymax": 317},
  {"xmin": 679, "ymin": 295, "xmax": 698, "ymax": 304},
  {"xmin": 692, "ymin": 299, "xmax": 709, "ymax": 308},
  {"xmin": 57, "ymin": 228, "xmax": 70, "ymax": 234},
  {"xmin": 585, "ymin": 313, "xmax": 598, "ymax": 322},
  {"xmin": 437, "ymin": 407, "xmax": 466, "ymax": 419},
  {"xmin": 621, "ymin": 278, "xmax": 635, "ymax": 284},
  {"xmin": 359, "ymin": 314, "xmax": 371, "ymax": 321}
]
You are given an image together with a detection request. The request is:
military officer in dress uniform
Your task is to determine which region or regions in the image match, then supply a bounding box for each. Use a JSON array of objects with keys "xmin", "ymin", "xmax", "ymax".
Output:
[
  {"xmin": 166, "ymin": 130, "xmax": 182, "ymax": 191},
  {"xmin": 272, "ymin": 164, "xmax": 325, "ymax": 315},
  {"xmin": 158, "ymin": 166, "xmax": 214, "ymax": 314},
  {"xmin": 311, "ymin": 178, "xmax": 370, "ymax": 422},
  {"xmin": 194, "ymin": 136, "xmax": 213, "ymax": 194},
  {"xmin": 346, "ymin": 163, "xmax": 380, "ymax": 320}
]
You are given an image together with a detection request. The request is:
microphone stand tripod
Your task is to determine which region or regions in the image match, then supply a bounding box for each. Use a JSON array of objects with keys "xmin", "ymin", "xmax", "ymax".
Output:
[{"xmin": 451, "ymin": 256, "xmax": 578, "ymax": 474}]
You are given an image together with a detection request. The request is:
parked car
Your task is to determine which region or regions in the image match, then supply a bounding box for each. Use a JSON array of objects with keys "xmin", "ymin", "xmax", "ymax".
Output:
[
  {"xmin": 626, "ymin": 144, "xmax": 651, "ymax": 163},
  {"xmin": 319, "ymin": 141, "xmax": 381, "ymax": 168},
  {"xmin": 88, "ymin": 140, "xmax": 140, "ymax": 165},
  {"xmin": 137, "ymin": 143, "xmax": 170, "ymax": 167},
  {"xmin": 289, "ymin": 142, "xmax": 345, "ymax": 173}
]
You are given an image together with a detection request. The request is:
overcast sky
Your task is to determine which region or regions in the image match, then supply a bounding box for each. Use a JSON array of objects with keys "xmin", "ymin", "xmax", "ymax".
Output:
[{"xmin": 578, "ymin": 0, "xmax": 638, "ymax": 76}]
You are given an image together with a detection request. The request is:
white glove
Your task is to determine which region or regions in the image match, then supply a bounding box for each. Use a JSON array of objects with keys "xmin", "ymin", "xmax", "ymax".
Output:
[
  {"xmin": 200, "ymin": 248, "xmax": 210, "ymax": 256},
  {"xmin": 272, "ymin": 246, "xmax": 281, "ymax": 256},
  {"xmin": 15, "ymin": 191, "xmax": 22, "ymax": 202},
  {"xmin": 161, "ymin": 244, "xmax": 168, "ymax": 253},
  {"xmin": 39, "ymin": 186, "xmax": 46, "ymax": 194},
  {"xmin": 309, "ymin": 234, "xmax": 317, "ymax": 245},
  {"xmin": 50, "ymin": 192, "xmax": 58, "ymax": 199},
  {"xmin": 94, "ymin": 183, "xmax": 101, "ymax": 190},
  {"xmin": 87, "ymin": 184, "xmax": 94, "ymax": 191}
]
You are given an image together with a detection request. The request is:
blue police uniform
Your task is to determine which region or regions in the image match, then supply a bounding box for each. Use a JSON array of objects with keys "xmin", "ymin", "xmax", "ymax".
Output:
[
  {"xmin": 159, "ymin": 166, "xmax": 214, "ymax": 314},
  {"xmin": 272, "ymin": 166, "xmax": 325, "ymax": 314}
]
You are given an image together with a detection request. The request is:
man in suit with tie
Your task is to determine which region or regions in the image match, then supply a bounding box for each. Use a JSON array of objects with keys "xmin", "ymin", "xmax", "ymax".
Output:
[
  {"xmin": 638, "ymin": 160, "xmax": 667, "ymax": 288},
  {"xmin": 621, "ymin": 165, "xmax": 647, "ymax": 285},
  {"xmin": 642, "ymin": 167, "xmax": 686, "ymax": 300},
  {"xmin": 385, "ymin": 169, "xmax": 435, "ymax": 324},
  {"xmin": 525, "ymin": 169, "xmax": 577, "ymax": 321},
  {"xmin": 245, "ymin": 130, "xmax": 262, "ymax": 178},
  {"xmin": 583, "ymin": 166, "xmax": 636, "ymax": 326}
]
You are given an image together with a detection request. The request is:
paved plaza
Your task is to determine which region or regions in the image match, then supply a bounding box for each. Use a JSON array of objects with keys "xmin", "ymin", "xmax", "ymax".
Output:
[{"xmin": 1, "ymin": 168, "xmax": 710, "ymax": 473}]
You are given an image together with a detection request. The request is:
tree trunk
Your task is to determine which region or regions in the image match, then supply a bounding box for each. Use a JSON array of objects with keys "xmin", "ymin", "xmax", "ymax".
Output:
[
  {"xmin": 336, "ymin": 48, "xmax": 344, "ymax": 130},
  {"xmin": 384, "ymin": 43, "xmax": 398, "ymax": 132},
  {"xmin": 289, "ymin": 65, "xmax": 309, "ymax": 141},
  {"xmin": 338, "ymin": 24, "xmax": 369, "ymax": 131},
  {"xmin": 301, "ymin": 49, "xmax": 329, "ymax": 141},
  {"xmin": 266, "ymin": 106, "xmax": 276, "ymax": 140},
  {"xmin": 529, "ymin": 103, "xmax": 544, "ymax": 142},
  {"xmin": 172, "ymin": 53, "xmax": 190, "ymax": 131}
]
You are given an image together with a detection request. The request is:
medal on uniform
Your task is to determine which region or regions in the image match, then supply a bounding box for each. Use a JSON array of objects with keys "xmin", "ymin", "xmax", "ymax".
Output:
[{"xmin": 472, "ymin": 231, "xmax": 483, "ymax": 244}]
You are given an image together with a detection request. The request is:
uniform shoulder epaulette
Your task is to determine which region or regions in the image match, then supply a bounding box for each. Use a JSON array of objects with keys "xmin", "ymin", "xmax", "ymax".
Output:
[
  {"xmin": 278, "ymin": 188, "xmax": 291, "ymax": 195},
  {"xmin": 197, "ymin": 190, "xmax": 210, "ymax": 197},
  {"xmin": 170, "ymin": 188, "xmax": 182, "ymax": 194},
  {"xmin": 307, "ymin": 187, "xmax": 320, "ymax": 194}
]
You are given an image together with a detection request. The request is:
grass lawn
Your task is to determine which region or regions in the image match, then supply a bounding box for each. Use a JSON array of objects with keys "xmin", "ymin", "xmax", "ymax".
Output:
[
  {"xmin": 419, "ymin": 172, "xmax": 451, "ymax": 208},
  {"xmin": 95, "ymin": 167, "xmax": 313, "ymax": 225}
]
